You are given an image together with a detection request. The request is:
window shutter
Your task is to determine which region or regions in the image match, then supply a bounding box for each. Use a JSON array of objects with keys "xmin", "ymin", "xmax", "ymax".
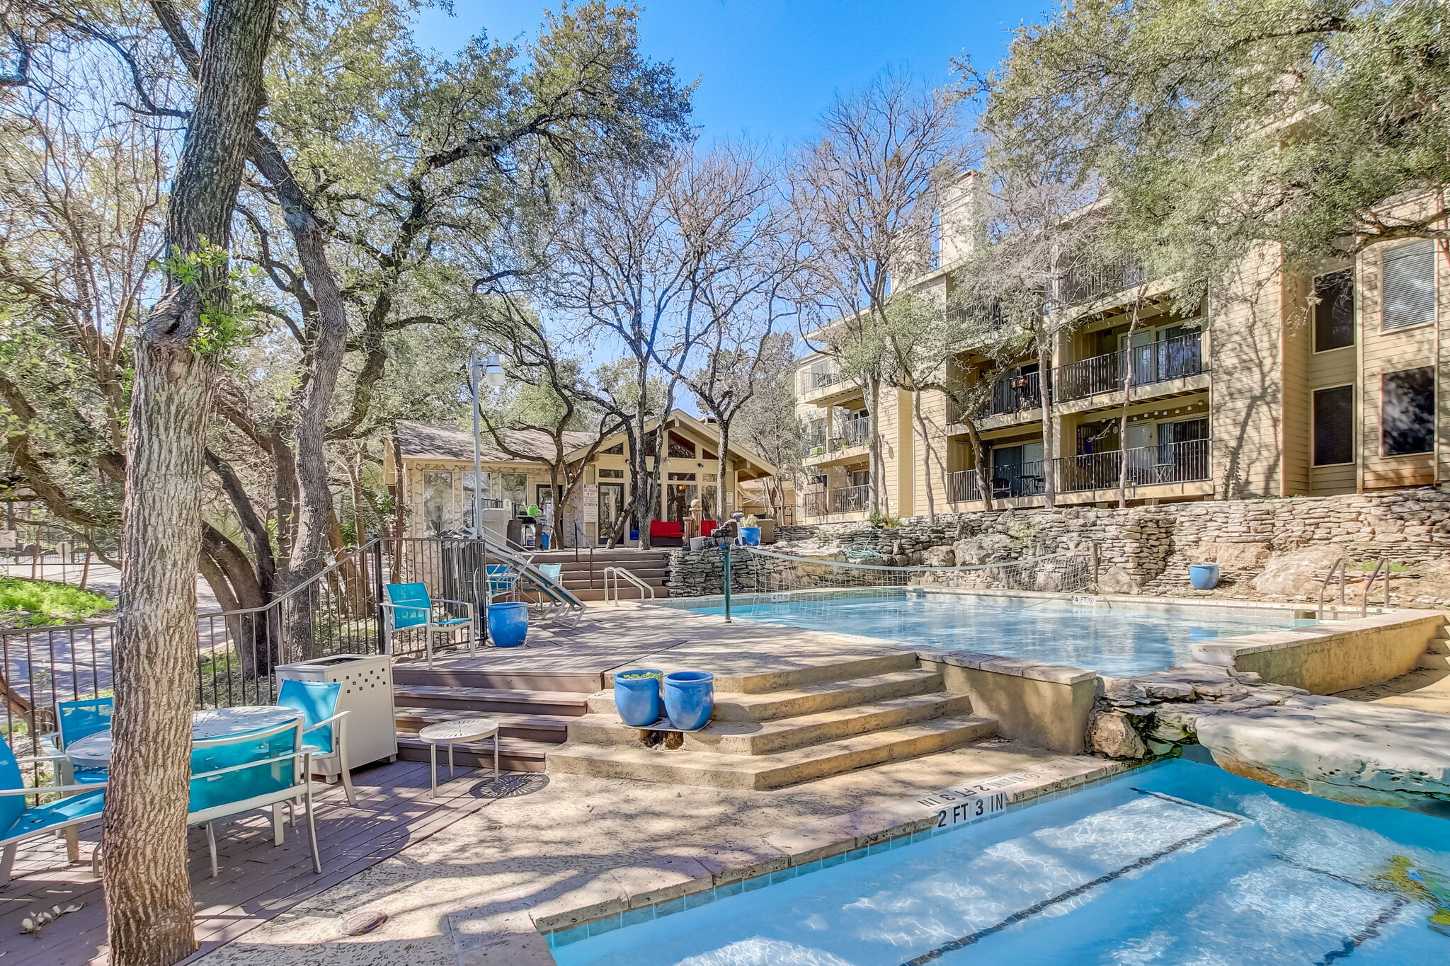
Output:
[{"xmin": 1381, "ymin": 241, "xmax": 1435, "ymax": 331}]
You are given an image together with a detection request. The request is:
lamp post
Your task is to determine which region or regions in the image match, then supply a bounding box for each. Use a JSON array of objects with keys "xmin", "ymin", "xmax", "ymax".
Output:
[{"xmin": 468, "ymin": 350, "xmax": 505, "ymax": 535}]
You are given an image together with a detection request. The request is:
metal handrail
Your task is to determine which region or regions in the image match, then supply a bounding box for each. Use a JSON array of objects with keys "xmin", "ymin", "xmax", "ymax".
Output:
[
  {"xmin": 1318, "ymin": 558, "xmax": 1347, "ymax": 619},
  {"xmin": 195, "ymin": 537, "xmax": 382, "ymax": 620},
  {"xmin": 603, "ymin": 566, "xmax": 655, "ymax": 605},
  {"xmin": 1361, "ymin": 557, "xmax": 1391, "ymax": 617}
]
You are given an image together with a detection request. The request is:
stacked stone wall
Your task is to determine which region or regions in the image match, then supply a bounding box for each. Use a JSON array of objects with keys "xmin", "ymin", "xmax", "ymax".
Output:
[{"xmin": 669, "ymin": 487, "xmax": 1450, "ymax": 600}]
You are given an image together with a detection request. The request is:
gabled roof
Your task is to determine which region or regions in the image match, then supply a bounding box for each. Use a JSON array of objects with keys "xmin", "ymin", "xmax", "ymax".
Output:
[
  {"xmin": 565, "ymin": 408, "xmax": 779, "ymax": 478},
  {"xmin": 394, "ymin": 421, "xmax": 593, "ymax": 464}
]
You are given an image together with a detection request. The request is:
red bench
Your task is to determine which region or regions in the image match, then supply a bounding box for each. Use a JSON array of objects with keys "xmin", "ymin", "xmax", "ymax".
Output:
[{"xmin": 648, "ymin": 519, "xmax": 717, "ymax": 544}]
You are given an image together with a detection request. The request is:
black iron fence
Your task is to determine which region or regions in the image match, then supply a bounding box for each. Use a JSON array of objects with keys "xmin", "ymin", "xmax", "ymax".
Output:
[{"xmin": 1055, "ymin": 333, "xmax": 1205, "ymax": 402}]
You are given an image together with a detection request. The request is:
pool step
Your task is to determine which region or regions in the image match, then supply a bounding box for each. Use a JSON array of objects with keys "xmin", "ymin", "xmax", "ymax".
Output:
[
  {"xmin": 587, "ymin": 668, "xmax": 946, "ymax": 721},
  {"xmin": 568, "ymin": 692, "xmax": 977, "ymax": 755},
  {"xmin": 1418, "ymin": 653, "xmax": 1450, "ymax": 670},
  {"xmin": 547, "ymin": 715, "xmax": 999, "ymax": 790}
]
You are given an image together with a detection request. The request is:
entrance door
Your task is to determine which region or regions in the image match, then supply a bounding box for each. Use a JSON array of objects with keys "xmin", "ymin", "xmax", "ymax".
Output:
[
  {"xmin": 1124, "ymin": 421, "xmax": 1155, "ymax": 485},
  {"xmin": 597, "ymin": 483, "xmax": 625, "ymax": 545}
]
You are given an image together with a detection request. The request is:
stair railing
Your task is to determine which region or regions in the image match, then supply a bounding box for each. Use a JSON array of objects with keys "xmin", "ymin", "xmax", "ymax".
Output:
[
  {"xmin": 1318, "ymin": 557, "xmax": 1347, "ymax": 620},
  {"xmin": 603, "ymin": 566, "xmax": 656, "ymax": 605}
]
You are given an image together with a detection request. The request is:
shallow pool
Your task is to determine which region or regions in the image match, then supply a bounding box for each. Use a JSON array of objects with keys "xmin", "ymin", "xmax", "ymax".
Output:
[
  {"xmin": 551, "ymin": 759, "xmax": 1450, "ymax": 965},
  {"xmin": 671, "ymin": 590, "xmax": 1312, "ymax": 675}
]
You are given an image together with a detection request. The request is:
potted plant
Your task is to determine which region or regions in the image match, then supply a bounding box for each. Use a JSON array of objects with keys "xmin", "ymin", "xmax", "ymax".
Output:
[
  {"xmin": 738, "ymin": 514, "xmax": 761, "ymax": 547},
  {"xmin": 613, "ymin": 668, "xmax": 663, "ymax": 726}
]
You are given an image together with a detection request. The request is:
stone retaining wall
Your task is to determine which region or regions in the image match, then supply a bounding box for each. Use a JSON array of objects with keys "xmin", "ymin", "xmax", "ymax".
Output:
[{"xmin": 671, "ymin": 487, "xmax": 1450, "ymax": 599}]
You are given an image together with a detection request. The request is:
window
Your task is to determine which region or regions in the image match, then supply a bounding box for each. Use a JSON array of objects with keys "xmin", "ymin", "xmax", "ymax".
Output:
[
  {"xmin": 668, "ymin": 431, "xmax": 695, "ymax": 459},
  {"xmin": 422, "ymin": 470, "xmax": 452, "ymax": 533},
  {"xmin": 501, "ymin": 472, "xmax": 528, "ymax": 512},
  {"xmin": 1313, "ymin": 270, "xmax": 1355, "ymax": 351},
  {"xmin": 1312, "ymin": 386, "xmax": 1354, "ymax": 466},
  {"xmin": 1382, "ymin": 242, "xmax": 1435, "ymax": 331},
  {"xmin": 597, "ymin": 467, "xmax": 624, "ymax": 480},
  {"xmin": 1381, "ymin": 367, "xmax": 1435, "ymax": 456}
]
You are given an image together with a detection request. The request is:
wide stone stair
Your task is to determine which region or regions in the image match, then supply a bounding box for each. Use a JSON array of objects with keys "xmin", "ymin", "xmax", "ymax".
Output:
[
  {"xmin": 1417, "ymin": 619, "xmax": 1450, "ymax": 671},
  {"xmin": 391, "ymin": 665, "xmax": 595, "ymax": 773},
  {"xmin": 546, "ymin": 653, "xmax": 998, "ymax": 790},
  {"xmin": 530, "ymin": 547, "xmax": 672, "ymax": 602}
]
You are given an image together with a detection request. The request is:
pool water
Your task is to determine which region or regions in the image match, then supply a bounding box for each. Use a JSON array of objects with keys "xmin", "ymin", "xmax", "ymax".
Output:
[
  {"xmin": 553, "ymin": 760, "xmax": 1450, "ymax": 965},
  {"xmin": 675, "ymin": 590, "xmax": 1312, "ymax": 676}
]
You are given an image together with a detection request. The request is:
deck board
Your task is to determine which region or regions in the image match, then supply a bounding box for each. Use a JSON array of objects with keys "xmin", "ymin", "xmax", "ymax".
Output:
[{"xmin": 0, "ymin": 758, "xmax": 506, "ymax": 965}]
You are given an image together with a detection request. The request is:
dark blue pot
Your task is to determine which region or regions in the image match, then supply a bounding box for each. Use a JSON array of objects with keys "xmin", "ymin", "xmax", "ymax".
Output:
[
  {"xmin": 663, "ymin": 671, "xmax": 714, "ymax": 731},
  {"xmin": 488, "ymin": 601, "xmax": 528, "ymax": 647},
  {"xmin": 1188, "ymin": 563, "xmax": 1221, "ymax": 591},
  {"xmin": 613, "ymin": 669, "xmax": 663, "ymax": 726}
]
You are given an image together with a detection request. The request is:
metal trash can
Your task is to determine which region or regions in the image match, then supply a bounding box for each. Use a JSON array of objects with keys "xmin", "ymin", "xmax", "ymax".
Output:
[{"xmin": 276, "ymin": 653, "xmax": 397, "ymax": 777}]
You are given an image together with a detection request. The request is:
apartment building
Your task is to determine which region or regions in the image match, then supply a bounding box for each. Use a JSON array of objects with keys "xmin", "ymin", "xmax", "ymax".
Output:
[{"xmin": 793, "ymin": 190, "xmax": 1449, "ymax": 523}]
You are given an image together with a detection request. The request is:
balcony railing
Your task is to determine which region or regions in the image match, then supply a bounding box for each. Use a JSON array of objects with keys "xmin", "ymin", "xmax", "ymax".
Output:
[
  {"xmin": 1054, "ymin": 258, "xmax": 1154, "ymax": 307},
  {"xmin": 829, "ymin": 484, "xmax": 871, "ymax": 514},
  {"xmin": 808, "ymin": 367, "xmax": 844, "ymax": 390},
  {"xmin": 1055, "ymin": 332, "xmax": 1205, "ymax": 403},
  {"xmin": 1056, "ymin": 438, "xmax": 1211, "ymax": 492},
  {"xmin": 802, "ymin": 490, "xmax": 827, "ymax": 517},
  {"xmin": 942, "ymin": 439, "xmax": 1211, "ymax": 504},
  {"xmin": 831, "ymin": 417, "xmax": 870, "ymax": 450},
  {"xmin": 947, "ymin": 469, "xmax": 981, "ymax": 503},
  {"xmin": 976, "ymin": 371, "xmax": 1042, "ymax": 419}
]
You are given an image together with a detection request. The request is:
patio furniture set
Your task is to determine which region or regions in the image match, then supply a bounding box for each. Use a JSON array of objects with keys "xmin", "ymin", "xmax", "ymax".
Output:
[{"xmin": 1, "ymin": 679, "xmax": 353, "ymax": 885}]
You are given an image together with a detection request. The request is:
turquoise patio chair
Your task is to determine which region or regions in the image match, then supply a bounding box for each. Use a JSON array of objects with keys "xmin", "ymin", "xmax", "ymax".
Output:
[
  {"xmin": 0, "ymin": 737, "xmax": 106, "ymax": 886},
  {"xmin": 187, "ymin": 718, "xmax": 321, "ymax": 878},
  {"xmin": 277, "ymin": 679, "xmax": 353, "ymax": 805},
  {"xmin": 485, "ymin": 563, "xmax": 521, "ymax": 601},
  {"xmin": 381, "ymin": 582, "xmax": 476, "ymax": 666},
  {"xmin": 53, "ymin": 697, "xmax": 114, "ymax": 785}
]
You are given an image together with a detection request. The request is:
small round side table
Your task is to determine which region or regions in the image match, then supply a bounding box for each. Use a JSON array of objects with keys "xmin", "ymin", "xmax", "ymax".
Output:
[{"xmin": 417, "ymin": 717, "xmax": 500, "ymax": 798}]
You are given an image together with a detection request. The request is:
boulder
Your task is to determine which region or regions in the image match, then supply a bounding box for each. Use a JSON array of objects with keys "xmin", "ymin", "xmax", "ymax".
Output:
[
  {"xmin": 1087, "ymin": 710, "xmax": 1149, "ymax": 759},
  {"xmin": 1196, "ymin": 694, "xmax": 1450, "ymax": 808},
  {"xmin": 952, "ymin": 539, "xmax": 985, "ymax": 566},
  {"xmin": 1209, "ymin": 541, "xmax": 1271, "ymax": 570},
  {"xmin": 1097, "ymin": 565, "xmax": 1140, "ymax": 595},
  {"xmin": 922, "ymin": 545, "xmax": 956, "ymax": 568},
  {"xmin": 1250, "ymin": 545, "xmax": 1347, "ymax": 597}
]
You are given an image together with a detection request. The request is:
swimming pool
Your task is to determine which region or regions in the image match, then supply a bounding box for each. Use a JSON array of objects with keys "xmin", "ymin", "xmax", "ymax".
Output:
[
  {"xmin": 671, "ymin": 590, "xmax": 1313, "ymax": 675},
  {"xmin": 551, "ymin": 759, "xmax": 1450, "ymax": 964}
]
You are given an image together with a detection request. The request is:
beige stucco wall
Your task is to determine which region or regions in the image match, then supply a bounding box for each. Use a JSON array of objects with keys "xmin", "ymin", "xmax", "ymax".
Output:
[{"xmin": 924, "ymin": 653, "xmax": 1098, "ymax": 755}]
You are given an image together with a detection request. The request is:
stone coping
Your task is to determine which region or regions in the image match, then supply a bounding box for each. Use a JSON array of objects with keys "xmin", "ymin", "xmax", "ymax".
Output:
[
  {"xmin": 1190, "ymin": 608, "xmax": 1443, "ymax": 661},
  {"xmin": 926, "ymin": 649, "xmax": 1098, "ymax": 686},
  {"xmin": 534, "ymin": 755, "xmax": 1138, "ymax": 948}
]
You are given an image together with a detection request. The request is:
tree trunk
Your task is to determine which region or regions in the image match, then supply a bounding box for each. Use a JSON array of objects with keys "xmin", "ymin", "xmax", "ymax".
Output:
[
  {"xmin": 1116, "ymin": 298, "xmax": 1144, "ymax": 508},
  {"xmin": 104, "ymin": 3, "xmax": 278, "ymax": 962},
  {"xmin": 1037, "ymin": 339, "xmax": 1057, "ymax": 509},
  {"xmin": 962, "ymin": 418, "xmax": 995, "ymax": 512},
  {"xmin": 715, "ymin": 418, "xmax": 730, "ymax": 521}
]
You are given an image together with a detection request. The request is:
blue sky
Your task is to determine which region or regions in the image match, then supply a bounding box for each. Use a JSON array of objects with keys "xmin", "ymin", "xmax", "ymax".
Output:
[{"xmin": 413, "ymin": 0, "xmax": 1053, "ymax": 148}]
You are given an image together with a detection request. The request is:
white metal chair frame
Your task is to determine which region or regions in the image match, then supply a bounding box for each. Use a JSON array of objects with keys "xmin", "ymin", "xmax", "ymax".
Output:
[
  {"xmin": 186, "ymin": 719, "xmax": 324, "ymax": 878},
  {"xmin": 380, "ymin": 595, "xmax": 478, "ymax": 666},
  {"xmin": 299, "ymin": 709, "xmax": 353, "ymax": 805},
  {"xmin": 0, "ymin": 751, "xmax": 106, "ymax": 885}
]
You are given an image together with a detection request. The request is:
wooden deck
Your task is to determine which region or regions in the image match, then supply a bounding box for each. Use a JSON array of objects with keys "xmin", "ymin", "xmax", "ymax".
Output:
[{"xmin": 0, "ymin": 758, "xmax": 510, "ymax": 965}]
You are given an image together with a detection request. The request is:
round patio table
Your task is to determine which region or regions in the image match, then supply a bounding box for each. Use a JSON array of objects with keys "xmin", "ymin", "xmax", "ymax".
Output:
[{"xmin": 66, "ymin": 706, "xmax": 302, "ymax": 770}]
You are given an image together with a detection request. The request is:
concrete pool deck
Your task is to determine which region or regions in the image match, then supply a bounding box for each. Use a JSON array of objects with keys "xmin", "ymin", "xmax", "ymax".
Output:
[{"xmin": 197, "ymin": 742, "xmax": 1125, "ymax": 965}]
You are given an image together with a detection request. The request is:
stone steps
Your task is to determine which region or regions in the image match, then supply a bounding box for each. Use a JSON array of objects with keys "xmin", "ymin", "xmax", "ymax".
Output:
[
  {"xmin": 569, "ymin": 692, "xmax": 976, "ymax": 755},
  {"xmin": 394, "ymin": 706, "xmax": 573, "ymax": 744},
  {"xmin": 585, "ymin": 667, "xmax": 947, "ymax": 721},
  {"xmin": 546, "ymin": 715, "xmax": 998, "ymax": 790},
  {"xmin": 682, "ymin": 651, "xmax": 922, "ymax": 695}
]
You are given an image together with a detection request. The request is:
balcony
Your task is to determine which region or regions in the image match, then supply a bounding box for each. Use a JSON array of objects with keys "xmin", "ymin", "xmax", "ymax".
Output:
[
  {"xmin": 804, "ymin": 416, "xmax": 870, "ymax": 464},
  {"xmin": 1054, "ymin": 332, "xmax": 1205, "ymax": 404},
  {"xmin": 801, "ymin": 484, "xmax": 871, "ymax": 517},
  {"xmin": 1056, "ymin": 438, "xmax": 1211, "ymax": 493},
  {"xmin": 947, "ymin": 469, "xmax": 981, "ymax": 503},
  {"xmin": 1054, "ymin": 257, "xmax": 1154, "ymax": 307},
  {"xmin": 798, "ymin": 364, "xmax": 862, "ymax": 406},
  {"xmin": 976, "ymin": 370, "xmax": 1042, "ymax": 420}
]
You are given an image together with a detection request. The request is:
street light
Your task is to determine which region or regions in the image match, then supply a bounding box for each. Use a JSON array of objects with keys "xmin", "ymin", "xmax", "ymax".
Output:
[{"xmin": 468, "ymin": 350, "xmax": 506, "ymax": 535}]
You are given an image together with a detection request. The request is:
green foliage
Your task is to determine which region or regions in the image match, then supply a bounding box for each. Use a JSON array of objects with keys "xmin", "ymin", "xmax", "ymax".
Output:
[
  {"xmin": 155, "ymin": 242, "xmax": 264, "ymax": 363},
  {"xmin": 867, "ymin": 510, "xmax": 902, "ymax": 529},
  {"xmin": 0, "ymin": 578, "xmax": 115, "ymax": 627}
]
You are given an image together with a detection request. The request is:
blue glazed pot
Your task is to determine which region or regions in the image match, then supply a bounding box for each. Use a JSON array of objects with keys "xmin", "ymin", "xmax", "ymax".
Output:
[
  {"xmin": 488, "ymin": 601, "xmax": 528, "ymax": 647},
  {"xmin": 1188, "ymin": 563, "xmax": 1221, "ymax": 591},
  {"xmin": 663, "ymin": 671, "xmax": 715, "ymax": 731},
  {"xmin": 613, "ymin": 669, "xmax": 663, "ymax": 727},
  {"xmin": 739, "ymin": 526, "xmax": 761, "ymax": 547}
]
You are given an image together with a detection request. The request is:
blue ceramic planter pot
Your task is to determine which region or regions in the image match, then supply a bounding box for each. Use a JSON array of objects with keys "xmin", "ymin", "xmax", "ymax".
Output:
[
  {"xmin": 613, "ymin": 669, "xmax": 663, "ymax": 727},
  {"xmin": 664, "ymin": 671, "xmax": 715, "ymax": 731},
  {"xmin": 739, "ymin": 526, "xmax": 761, "ymax": 547},
  {"xmin": 1188, "ymin": 563, "xmax": 1221, "ymax": 591},
  {"xmin": 488, "ymin": 601, "xmax": 528, "ymax": 647}
]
